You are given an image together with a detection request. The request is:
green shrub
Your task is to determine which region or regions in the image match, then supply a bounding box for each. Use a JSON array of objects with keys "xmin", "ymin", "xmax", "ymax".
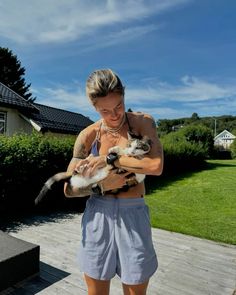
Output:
[
  {"xmin": 178, "ymin": 124, "xmax": 214, "ymax": 158},
  {"xmin": 212, "ymin": 146, "xmax": 232, "ymax": 159},
  {"xmin": 160, "ymin": 131, "xmax": 206, "ymax": 175},
  {"xmin": 0, "ymin": 132, "xmax": 75, "ymax": 211},
  {"xmin": 231, "ymin": 138, "xmax": 236, "ymax": 159}
]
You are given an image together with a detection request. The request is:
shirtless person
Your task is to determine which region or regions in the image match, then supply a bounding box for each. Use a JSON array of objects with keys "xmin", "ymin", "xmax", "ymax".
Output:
[{"xmin": 64, "ymin": 69, "xmax": 163, "ymax": 295}]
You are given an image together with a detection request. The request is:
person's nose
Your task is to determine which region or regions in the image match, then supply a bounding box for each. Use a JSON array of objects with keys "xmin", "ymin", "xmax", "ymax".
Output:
[{"xmin": 110, "ymin": 109, "xmax": 117, "ymax": 117}]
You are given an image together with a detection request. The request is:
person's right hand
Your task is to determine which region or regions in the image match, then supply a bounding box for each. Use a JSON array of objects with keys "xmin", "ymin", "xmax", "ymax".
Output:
[{"xmin": 99, "ymin": 170, "xmax": 131, "ymax": 192}]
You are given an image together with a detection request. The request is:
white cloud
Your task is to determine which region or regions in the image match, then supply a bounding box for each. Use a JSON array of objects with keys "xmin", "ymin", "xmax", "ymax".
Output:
[
  {"xmin": 78, "ymin": 24, "xmax": 159, "ymax": 53},
  {"xmin": 37, "ymin": 84, "xmax": 90, "ymax": 112},
  {"xmin": 125, "ymin": 76, "xmax": 236, "ymax": 104},
  {"xmin": 35, "ymin": 76, "xmax": 236, "ymax": 120},
  {"xmin": 0, "ymin": 0, "xmax": 191, "ymax": 44},
  {"xmin": 125, "ymin": 76, "xmax": 236, "ymax": 118}
]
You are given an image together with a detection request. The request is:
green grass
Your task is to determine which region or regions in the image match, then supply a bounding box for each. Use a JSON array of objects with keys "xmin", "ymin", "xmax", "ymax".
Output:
[{"xmin": 145, "ymin": 159, "xmax": 236, "ymax": 245}]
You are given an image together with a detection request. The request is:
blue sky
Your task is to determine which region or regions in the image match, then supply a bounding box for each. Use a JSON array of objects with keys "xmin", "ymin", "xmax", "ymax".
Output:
[{"xmin": 0, "ymin": 0, "xmax": 236, "ymax": 122}]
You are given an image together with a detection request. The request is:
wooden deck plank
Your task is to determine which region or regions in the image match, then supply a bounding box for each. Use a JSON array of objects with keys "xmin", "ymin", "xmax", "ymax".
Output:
[{"xmin": 1, "ymin": 212, "xmax": 235, "ymax": 295}]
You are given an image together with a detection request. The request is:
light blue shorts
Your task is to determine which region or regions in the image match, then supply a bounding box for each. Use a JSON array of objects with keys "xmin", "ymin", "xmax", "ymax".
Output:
[{"xmin": 77, "ymin": 195, "xmax": 158, "ymax": 285}]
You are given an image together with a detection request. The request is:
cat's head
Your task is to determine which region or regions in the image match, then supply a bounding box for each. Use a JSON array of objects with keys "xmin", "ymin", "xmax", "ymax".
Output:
[{"xmin": 127, "ymin": 133, "xmax": 151, "ymax": 155}]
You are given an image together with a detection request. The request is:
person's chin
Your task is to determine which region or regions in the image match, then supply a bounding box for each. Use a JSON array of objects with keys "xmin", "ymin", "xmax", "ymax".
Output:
[{"xmin": 110, "ymin": 119, "xmax": 121, "ymax": 127}]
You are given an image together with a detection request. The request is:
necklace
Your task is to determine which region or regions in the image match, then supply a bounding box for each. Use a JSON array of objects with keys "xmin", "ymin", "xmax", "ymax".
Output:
[{"xmin": 102, "ymin": 114, "xmax": 126, "ymax": 137}]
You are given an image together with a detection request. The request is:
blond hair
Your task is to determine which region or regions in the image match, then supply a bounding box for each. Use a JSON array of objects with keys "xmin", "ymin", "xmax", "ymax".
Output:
[{"xmin": 86, "ymin": 69, "xmax": 125, "ymax": 105}]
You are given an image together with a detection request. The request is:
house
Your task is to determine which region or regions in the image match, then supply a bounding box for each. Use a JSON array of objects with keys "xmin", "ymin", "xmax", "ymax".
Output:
[
  {"xmin": 0, "ymin": 81, "xmax": 93, "ymax": 136},
  {"xmin": 214, "ymin": 129, "xmax": 236, "ymax": 150}
]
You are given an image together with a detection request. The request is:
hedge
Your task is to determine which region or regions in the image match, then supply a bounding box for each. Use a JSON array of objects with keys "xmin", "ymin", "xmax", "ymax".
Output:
[
  {"xmin": 159, "ymin": 124, "xmax": 214, "ymax": 174},
  {"xmin": 0, "ymin": 132, "xmax": 76, "ymax": 212},
  {"xmin": 231, "ymin": 138, "xmax": 236, "ymax": 159}
]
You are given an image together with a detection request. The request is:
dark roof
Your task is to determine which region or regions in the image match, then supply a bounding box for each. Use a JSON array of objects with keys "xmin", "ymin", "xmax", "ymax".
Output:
[
  {"xmin": 28, "ymin": 103, "xmax": 94, "ymax": 134},
  {"xmin": 0, "ymin": 81, "xmax": 38, "ymax": 112},
  {"xmin": 0, "ymin": 81, "xmax": 93, "ymax": 135}
]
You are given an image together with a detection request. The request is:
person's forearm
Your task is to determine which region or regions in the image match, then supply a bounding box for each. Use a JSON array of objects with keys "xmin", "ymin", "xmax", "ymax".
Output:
[{"xmin": 114, "ymin": 156, "xmax": 163, "ymax": 176}]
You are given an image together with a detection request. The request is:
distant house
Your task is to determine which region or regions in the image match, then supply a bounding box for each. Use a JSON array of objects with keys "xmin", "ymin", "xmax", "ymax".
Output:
[
  {"xmin": 214, "ymin": 129, "xmax": 236, "ymax": 150},
  {"xmin": 0, "ymin": 81, "xmax": 93, "ymax": 136},
  {"xmin": 171, "ymin": 124, "xmax": 184, "ymax": 132}
]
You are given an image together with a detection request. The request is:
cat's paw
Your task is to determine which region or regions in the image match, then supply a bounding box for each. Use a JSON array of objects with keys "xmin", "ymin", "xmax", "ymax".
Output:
[
  {"xmin": 109, "ymin": 146, "xmax": 121, "ymax": 154},
  {"xmin": 135, "ymin": 173, "xmax": 146, "ymax": 183}
]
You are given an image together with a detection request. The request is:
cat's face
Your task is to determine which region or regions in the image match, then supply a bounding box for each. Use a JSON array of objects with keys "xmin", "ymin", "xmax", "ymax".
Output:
[{"xmin": 127, "ymin": 134, "xmax": 151, "ymax": 156}]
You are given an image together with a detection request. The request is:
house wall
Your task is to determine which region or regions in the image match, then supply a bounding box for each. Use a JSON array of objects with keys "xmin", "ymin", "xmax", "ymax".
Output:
[
  {"xmin": 0, "ymin": 106, "xmax": 33, "ymax": 136},
  {"xmin": 214, "ymin": 138, "xmax": 234, "ymax": 150},
  {"xmin": 214, "ymin": 130, "xmax": 236, "ymax": 150}
]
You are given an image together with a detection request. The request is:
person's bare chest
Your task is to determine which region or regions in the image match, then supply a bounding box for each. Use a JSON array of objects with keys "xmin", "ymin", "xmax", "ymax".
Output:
[{"xmin": 98, "ymin": 129, "xmax": 129, "ymax": 155}]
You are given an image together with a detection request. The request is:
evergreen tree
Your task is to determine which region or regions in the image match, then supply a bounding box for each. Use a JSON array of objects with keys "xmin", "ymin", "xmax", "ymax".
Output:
[
  {"xmin": 0, "ymin": 47, "xmax": 35, "ymax": 102},
  {"xmin": 191, "ymin": 112, "xmax": 199, "ymax": 120}
]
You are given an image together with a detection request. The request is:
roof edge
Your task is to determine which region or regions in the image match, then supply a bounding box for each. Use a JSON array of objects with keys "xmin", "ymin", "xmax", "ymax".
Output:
[
  {"xmin": 0, "ymin": 81, "xmax": 39, "ymax": 112},
  {"xmin": 19, "ymin": 114, "xmax": 42, "ymax": 132}
]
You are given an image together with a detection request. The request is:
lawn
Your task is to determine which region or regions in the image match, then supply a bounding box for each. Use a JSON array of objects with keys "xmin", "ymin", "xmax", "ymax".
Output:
[{"xmin": 145, "ymin": 159, "xmax": 236, "ymax": 245}]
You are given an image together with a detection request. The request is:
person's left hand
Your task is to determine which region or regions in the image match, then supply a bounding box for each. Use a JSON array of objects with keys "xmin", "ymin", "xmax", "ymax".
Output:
[{"xmin": 75, "ymin": 154, "xmax": 106, "ymax": 177}]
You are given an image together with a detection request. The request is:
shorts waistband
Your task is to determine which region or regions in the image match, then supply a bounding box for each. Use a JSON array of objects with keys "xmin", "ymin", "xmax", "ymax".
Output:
[{"xmin": 89, "ymin": 194, "xmax": 145, "ymax": 208}]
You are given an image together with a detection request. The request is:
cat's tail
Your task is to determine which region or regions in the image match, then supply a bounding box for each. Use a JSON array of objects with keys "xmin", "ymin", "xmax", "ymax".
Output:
[{"xmin": 34, "ymin": 171, "xmax": 73, "ymax": 205}]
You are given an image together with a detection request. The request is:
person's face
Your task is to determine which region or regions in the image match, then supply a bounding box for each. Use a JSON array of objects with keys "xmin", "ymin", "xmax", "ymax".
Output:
[{"xmin": 95, "ymin": 93, "xmax": 125, "ymax": 128}]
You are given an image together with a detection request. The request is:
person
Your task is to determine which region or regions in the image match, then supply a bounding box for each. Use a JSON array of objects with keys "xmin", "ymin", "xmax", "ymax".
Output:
[{"xmin": 64, "ymin": 69, "xmax": 163, "ymax": 295}]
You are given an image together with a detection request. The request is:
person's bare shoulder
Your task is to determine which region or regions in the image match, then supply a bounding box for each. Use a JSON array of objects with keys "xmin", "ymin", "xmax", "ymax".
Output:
[
  {"xmin": 73, "ymin": 120, "xmax": 102, "ymax": 158},
  {"xmin": 81, "ymin": 120, "xmax": 101, "ymax": 137},
  {"xmin": 127, "ymin": 111, "xmax": 155, "ymax": 132}
]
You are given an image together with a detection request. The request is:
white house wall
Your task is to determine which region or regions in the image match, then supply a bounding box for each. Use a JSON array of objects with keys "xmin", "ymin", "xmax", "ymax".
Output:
[
  {"xmin": 0, "ymin": 106, "xmax": 33, "ymax": 136},
  {"xmin": 215, "ymin": 138, "xmax": 233, "ymax": 150},
  {"xmin": 214, "ymin": 130, "xmax": 236, "ymax": 150}
]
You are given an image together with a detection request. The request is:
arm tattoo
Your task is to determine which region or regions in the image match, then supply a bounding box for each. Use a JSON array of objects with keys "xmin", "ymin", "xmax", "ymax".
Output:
[{"xmin": 74, "ymin": 143, "xmax": 87, "ymax": 159}]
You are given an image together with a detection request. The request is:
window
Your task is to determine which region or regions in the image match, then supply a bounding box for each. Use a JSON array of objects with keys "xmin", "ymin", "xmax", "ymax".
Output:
[{"xmin": 0, "ymin": 111, "xmax": 6, "ymax": 134}]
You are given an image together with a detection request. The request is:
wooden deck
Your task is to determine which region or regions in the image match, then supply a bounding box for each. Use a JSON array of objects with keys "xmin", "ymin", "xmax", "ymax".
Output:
[{"xmin": 1, "ymin": 212, "xmax": 235, "ymax": 295}]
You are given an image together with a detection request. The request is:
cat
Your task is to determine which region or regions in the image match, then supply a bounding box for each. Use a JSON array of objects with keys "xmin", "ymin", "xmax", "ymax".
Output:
[{"xmin": 34, "ymin": 134, "xmax": 151, "ymax": 205}]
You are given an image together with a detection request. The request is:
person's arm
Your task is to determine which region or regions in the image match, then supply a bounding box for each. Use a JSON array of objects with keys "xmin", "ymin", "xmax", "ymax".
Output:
[
  {"xmin": 64, "ymin": 129, "xmax": 95, "ymax": 198},
  {"xmin": 114, "ymin": 114, "xmax": 163, "ymax": 176}
]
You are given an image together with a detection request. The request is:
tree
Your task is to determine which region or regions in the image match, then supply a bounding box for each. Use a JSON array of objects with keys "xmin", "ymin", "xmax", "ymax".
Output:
[
  {"xmin": 179, "ymin": 124, "xmax": 214, "ymax": 158},
  {"xmin": 191, "ymin": 112, "xmax": 200, "ymax": 121},
  {"xmin": 0, "ymin": 47, "xmax": 35, "ymax": 102}
]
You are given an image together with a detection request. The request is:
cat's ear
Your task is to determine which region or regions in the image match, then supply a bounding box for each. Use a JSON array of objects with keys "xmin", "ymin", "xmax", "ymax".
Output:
[{"xmin": 127, "ymin": 132, "xmax": 132, "ymax": 140}]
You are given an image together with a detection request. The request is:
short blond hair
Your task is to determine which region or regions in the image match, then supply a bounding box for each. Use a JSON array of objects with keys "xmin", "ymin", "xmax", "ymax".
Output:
[{"xmin": 86, "ymin": 69, "xmax": 125, "ymax": 105}]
